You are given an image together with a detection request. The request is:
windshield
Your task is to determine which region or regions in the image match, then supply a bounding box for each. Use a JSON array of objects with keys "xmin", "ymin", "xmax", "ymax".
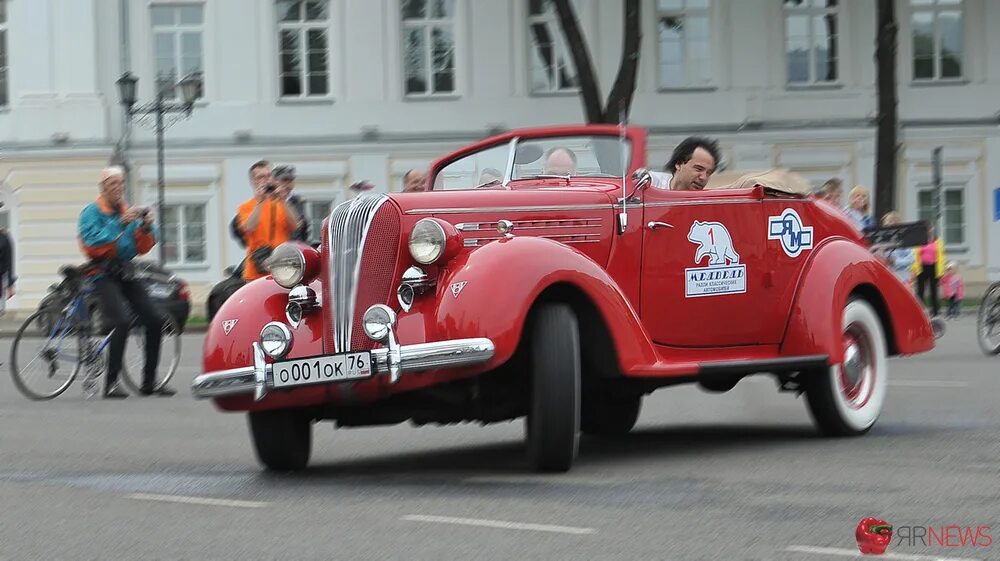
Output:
[{"xmin": 432, "ymin": 134, "xmax": 632, "ymax": 190}]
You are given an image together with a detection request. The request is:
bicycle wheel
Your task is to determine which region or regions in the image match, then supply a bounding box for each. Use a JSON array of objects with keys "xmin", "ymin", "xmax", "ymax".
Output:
[
  {"xmin": 977, "ymin": 283, "xmax": 1000, "ymax": 355},
  {"xmin": 119, "ymin": 313, "xmax": 182, "ymax": 393},
  {"xmin": 10, "ymin": 310, "xmax": 83, "ymax": 400}
]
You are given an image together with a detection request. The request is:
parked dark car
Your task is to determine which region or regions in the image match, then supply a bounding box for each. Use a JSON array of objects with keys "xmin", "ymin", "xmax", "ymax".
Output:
[
  {"xmin": 206, "ymin": 259, "xmax": 246, "ymax": 322},
  {"xmin": 38, "ymin": 260, "xmax": 191, "ymax": 333}
]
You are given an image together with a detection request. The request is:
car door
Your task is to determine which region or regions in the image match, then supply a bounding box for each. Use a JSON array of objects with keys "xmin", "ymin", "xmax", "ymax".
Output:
[
  {"xmin": 758, "ymin": 199, "xmax": 820, "ymax": 342},
  {"xmin": 639, "ymin": 186, "xmax": 770, "ymax": 347}
]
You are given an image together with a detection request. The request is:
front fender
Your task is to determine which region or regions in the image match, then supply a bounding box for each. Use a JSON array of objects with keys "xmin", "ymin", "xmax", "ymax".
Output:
[
  {"xmin": 781, "ymin": 238, "xmax": 935, "ymax": 363},
  {"xmin": 431, "ymin": 236, "xmax": 658, "ymax": 373},
  {"xmin": 202, "ymin": 276, "xmax": 326, "ymax": 412}
]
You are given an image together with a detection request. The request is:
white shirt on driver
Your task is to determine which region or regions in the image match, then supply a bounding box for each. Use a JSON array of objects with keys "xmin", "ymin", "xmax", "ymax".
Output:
[{"xmin": 650, "ymin": 171, "xmax": 673, "ymax": 189}]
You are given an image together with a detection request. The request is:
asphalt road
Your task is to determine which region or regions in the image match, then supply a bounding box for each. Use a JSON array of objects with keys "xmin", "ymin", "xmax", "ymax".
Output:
[{"xmin": 0, "ymin": 316, "xmax": 996, "ymax": 561}]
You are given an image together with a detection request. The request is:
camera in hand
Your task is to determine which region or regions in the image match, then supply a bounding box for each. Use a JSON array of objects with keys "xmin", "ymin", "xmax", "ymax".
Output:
[
  {"xmin": 264, "ymin": 183, "xmax": 277, "ymax": 194},
  {"xmin": 140, "ymin": 207, "xmax": 150, "ymax": 218}
]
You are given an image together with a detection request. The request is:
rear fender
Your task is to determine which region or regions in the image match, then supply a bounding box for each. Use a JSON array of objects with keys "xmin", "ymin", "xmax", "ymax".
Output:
[
  {"xmin": 781, "ymin": 239, "xmax": 935, "ymax": 362},
  {"xmin": 432, "ymin": 236, "xmax": 657, "ymax": 373}
]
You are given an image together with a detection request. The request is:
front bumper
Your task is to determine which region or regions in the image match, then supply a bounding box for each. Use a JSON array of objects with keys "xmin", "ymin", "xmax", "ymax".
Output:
[{"xmin": 191, "ymin": 337, "xmax": 495, "ymax": 401}]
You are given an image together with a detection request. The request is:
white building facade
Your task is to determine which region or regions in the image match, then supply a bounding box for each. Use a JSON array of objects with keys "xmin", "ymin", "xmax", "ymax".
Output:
[{"xmin": 1, "ymin": 0, "xmax": 999, "ymax": 316}]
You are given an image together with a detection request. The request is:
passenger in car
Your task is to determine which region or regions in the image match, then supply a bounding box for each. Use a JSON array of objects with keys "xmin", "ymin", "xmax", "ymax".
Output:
[
  {"xmin": 402, "ymin": 169, "xmax": 427, "ymax": 192},
  {"xmin": 650, "ymin": 136, "xmax": 721, "ymax": 191},
  {"xmin": 478, "ymin": 168, "xmax": 502, "ymax": 186},
  {"xmin": 542, "ymin": 147, "xmax": 578, "ymax": 175}
]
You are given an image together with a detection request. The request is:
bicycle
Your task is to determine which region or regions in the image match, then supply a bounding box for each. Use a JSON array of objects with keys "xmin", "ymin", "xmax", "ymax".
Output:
[
  {"xmin": 976, "ymin": 280, "xmax": 1000, "ymax": 355},
  {"xmin": 9, "ymin": 263, "xmax": 181, "ymax": 400}
]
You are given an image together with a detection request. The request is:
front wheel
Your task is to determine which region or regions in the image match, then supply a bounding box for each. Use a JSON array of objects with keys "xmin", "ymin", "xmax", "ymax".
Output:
[
  {"xmin": 524, "ymin": 303, "xmax": 581, "ymax": 473},
  {"xmin": 10, "ymin": 310, "xmax": 83, "ymax": 400},
  {"xmin": 581, "ymin": 393, "xmax": 641, "ymax": 436},
  {"xmin": 804, "ymin": 298, "xmax": 888, "ymax": 436},
  {"xmin": 248, "ymin": 409, "xmax": 313, "ymax": 471},
  {"xmin": 977, "ymin": 283, "xmax": 1000, "ymax": 355}
]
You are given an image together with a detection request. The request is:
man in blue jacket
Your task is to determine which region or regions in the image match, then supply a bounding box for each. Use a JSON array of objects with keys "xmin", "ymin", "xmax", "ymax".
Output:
[{"xmin": 78, "ymin": 166, "xmax": 175, "ymax": 398}]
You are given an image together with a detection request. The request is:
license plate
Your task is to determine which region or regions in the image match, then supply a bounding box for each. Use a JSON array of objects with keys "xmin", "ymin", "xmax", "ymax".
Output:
[
  {"xmin": 148, "ymin": 285, "xmax": 172, "ymax": 298},
  {"xmin": 271, "ymin": 352, "xmax": 373, "ymax": 389}
]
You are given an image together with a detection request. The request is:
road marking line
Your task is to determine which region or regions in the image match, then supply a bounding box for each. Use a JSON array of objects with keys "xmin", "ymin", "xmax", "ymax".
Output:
[
  {"xmin": 401, "ymin": 514, "xmax": 596, "ymax": 535},
  {"xmin": 786, "ymin": 545, "xmax": 982, "ymax": 561},
  {"xmin": 889, "ymin": 380, "xmax": 969, "ymax": 388},
  {"xmin": 126, "ymin": 493, "xmax": 267, "ymax": 509}
]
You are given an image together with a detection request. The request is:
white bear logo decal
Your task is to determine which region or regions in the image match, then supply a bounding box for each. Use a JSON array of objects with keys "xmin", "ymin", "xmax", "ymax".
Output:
[
  {"xmin": 684, "ymin": 220, "xmax": 747, "ymax": 298},
  {"xmin": 687, "ymin": 221, "xmax": 740, "ymax": 266}
]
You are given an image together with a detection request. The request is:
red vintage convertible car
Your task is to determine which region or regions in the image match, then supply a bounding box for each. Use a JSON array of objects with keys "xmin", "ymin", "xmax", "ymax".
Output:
[{"xmin": 193, "ymin": 124, "xmax": 935, "ymax": 472}]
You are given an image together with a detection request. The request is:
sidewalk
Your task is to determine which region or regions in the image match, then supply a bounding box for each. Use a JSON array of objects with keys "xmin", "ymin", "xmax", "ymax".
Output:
[{"xmin": 0, "ymin": 317, "xmax": 207, "ymax": 337}]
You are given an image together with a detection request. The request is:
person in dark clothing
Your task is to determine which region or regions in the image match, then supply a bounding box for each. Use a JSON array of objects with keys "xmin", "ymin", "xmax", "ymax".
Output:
[
  {"xmin": 77, "ymin": 166, "xmax": 175, "ymax": 398},
  {"xmin": 0, "ymin": 212, "xmax": 16, "ymax": 311},
  {"xmin": 273, "ymin": 165, "xmax": 309, "ymax": 242}
]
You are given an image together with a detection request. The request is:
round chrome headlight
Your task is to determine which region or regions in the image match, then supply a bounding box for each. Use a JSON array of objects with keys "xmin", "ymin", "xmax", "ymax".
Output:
[
  {"xmin": 266, "ymin": 243, "xmax": 305, "ymax": 288},
  {"xmin": 362, "ymin": 304, "xmax": 396, "ymax": 342},
  {"xmin": 408, "ymin": 218, "xmax": 447, "ymax": 265},
  {"xmin": 260, "ymin": 322, "xmax": 293, "ymax": 359}
]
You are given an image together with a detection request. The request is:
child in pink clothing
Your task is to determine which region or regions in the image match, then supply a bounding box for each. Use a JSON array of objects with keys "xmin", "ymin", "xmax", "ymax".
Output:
[{"xmin": 939, "ymin": 262, "xmax": 965, "ymax": 319}]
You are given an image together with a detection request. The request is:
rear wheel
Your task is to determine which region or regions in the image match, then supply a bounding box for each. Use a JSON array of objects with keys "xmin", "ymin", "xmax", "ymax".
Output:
[
  {"xmin": 524, "ymin": 303, "xmax": 581, "ymax": 472},
  {"xmin": 804, "ymin": 298, "xmax": 888, "ymax": 436},
  {"xmin": 119, "ymin": 313, "xmax": 182, "ymax": 394},
  {"xmin": 248, "ymin": 409, "xmax": 313, "ymax": 471}
]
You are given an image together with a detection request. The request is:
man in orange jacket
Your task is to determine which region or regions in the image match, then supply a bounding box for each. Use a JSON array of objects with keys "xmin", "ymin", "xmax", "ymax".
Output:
[{"xmin": 233, "ymin": 160, "xmax": 301, "ymax": 281}]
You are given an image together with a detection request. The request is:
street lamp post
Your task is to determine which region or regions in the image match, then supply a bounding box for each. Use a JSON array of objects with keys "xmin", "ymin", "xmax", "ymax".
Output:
[{"xmin": 115, "ymin": 71, "xmax": 203, "ymax": 264}]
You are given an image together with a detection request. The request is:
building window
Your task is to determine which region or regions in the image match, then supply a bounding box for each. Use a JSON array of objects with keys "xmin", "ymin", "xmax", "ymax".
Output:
[
  {"xmin": 161, "ymin": 204, "xmax": 207, "ymax": 265},
  {"xmin": 401, "ymin": 0, "xmax": 456, "ymax": 96},
  {"xmin": 151, "ymin": 3, "xmax": 205, "ymax": 100},
  {"xmin": 0, "ymin": 0, "xmax": 8, "ymax": 108},
  {"xmin": 656, "ymin": 0, "xmax": 712, "ymax": 89},
  {"xmin": 527, "ymin": 0, "xmax": 577, "ymax": 94},
  {"xmin": 911, "ymin": 0, "xmax": 963, "ymax": 81},
  {"xmin": 918, "ymin": 185, "xmax": 965, "ymax": 245},
  {"xmin": 277, "ymin": 1, "xmax": 330, "ymax": 98},
  {"xmin": 784, "ymin": 0, "xmax": 839, "ymax": 85},
  {"xmin": 303, "ymin": 199, "xmax": 335, "ymax": 245}
]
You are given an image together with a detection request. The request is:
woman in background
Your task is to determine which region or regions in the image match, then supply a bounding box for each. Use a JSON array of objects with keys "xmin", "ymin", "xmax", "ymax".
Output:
[
  {"xmin": 844, "ymin": 185, "xmax": 875, "ymax": 233},
  {"xmin": 910, "ymin": 222, "xmax": 946, "ymax": 318}
]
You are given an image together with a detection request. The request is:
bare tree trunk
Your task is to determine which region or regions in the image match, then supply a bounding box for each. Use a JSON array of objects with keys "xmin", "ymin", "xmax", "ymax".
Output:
[
  {"xmin": 875, "ymin": 0, "xmax": 898, "ymax": 224},
  {"xmin": 604, "ymin": 0, "xmax": 642, "ymax": 123},
  {"xmin": 551, "ymin": 0, "xmax": 603, "ymax": 123}
]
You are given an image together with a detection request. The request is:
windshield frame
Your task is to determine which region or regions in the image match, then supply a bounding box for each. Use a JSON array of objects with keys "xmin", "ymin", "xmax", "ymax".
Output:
[{"xmin": 427, "ymin": 125, "xmax": 646, "ymax": 193}]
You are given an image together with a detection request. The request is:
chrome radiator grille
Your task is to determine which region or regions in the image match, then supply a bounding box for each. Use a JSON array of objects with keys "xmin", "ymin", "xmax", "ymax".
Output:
[{"xmin": 322, "ymin": 194, "xmax": 402, "ymax": 354}]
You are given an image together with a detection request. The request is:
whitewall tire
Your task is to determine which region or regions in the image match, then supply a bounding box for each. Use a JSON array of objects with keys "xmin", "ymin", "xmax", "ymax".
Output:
[{"xmin": 805, "ymin": 298, "xmax": 888, "ymax": 436}]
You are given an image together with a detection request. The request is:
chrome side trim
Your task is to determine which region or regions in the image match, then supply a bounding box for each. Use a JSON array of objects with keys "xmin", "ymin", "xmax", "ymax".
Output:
[
  {"xmin": 456, "ymin": 218, "xmax": 602, "ymax": 232},
  {"xmin": 327, "ymin": 193, "xmax": 388, "ymax": 353},
  {"xmin": 642, "ymin": 199, "xmax": 761, "ymax": 207},
  {"xmin": 464, "ymin": 234, "xmax": 601, "ymax": 247},
  {"xmin": 190, "ymin": 337, "xmax": 496, "ymax": 400}
]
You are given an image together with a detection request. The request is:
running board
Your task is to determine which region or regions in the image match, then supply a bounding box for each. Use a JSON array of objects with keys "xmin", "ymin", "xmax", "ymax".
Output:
[{"xmin": 697, "ymin": 354, "xmax": 829, "ymax": 392}]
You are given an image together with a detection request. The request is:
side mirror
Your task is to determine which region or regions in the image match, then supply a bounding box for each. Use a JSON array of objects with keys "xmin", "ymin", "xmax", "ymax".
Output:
[
  {"xmin": 627, "ymin": 167, "xmax": 652, "ymax": 199},
  {"xmin": 513, "ymin": 144, "xmax": 544, "ymax": 165}
]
